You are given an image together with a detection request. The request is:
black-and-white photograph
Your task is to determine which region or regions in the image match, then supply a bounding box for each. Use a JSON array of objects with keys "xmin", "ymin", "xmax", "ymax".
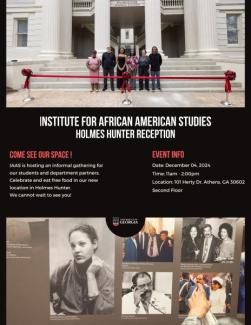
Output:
[
  {"xmin": 179, "ymin": 272, "xmax": 232, "ymax": 315},
  {"xmin": 6, "ymin": 218, "xmax": 48, "ymax": 245},
  {"xmin": 122, "ymin": 272, "xmax": 172, "ymax": 315},
  {"xmin": 181, "ymin": 218, "xmax": 237, "ymax": 263},
  {"xmin": 123, "ymin": 218, "xmax": 174, "ymax": 263},
  {"xmin": 49, "ymin": 218, "xmax": 115, "ymax": 315}
]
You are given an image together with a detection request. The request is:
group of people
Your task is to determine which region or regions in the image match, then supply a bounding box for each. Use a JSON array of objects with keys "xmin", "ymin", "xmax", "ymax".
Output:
[
  {"xmin": 86, "ymin": 46, "xmax": 162, "ymax": 92},
  {"xmin": 123, "ymin": 226, "xmax": 173, "ymax": 262},
  {"xmin": 181, "ymin": 280, "xmax": 242, "ymax": 325},
  {"xmin": 179, "ymin": 273, "xmax": 232, "ymax": 315},
  {"xmin": 181, "ymin": 223, "xmax": 235, "ymax": 263}
]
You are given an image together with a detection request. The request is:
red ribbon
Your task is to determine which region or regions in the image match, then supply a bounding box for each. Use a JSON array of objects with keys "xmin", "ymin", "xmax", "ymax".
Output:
[
  {"xmin": 30, "ymin": 75, "xmax": 225, "ymax": 80},
  {"xmin": 224, "ymin": 70, "xmax": 236, "ymax": 93},
  {"xmin": 22, "ymin": 68, "xmax": 33, "ymax": 89},
  {"xmin": 121, "ymin": 72, "xmax": 131, "ymax": 93},
  {"xmin": 21, "ymin": 68, "xmax": 237, "ymax": 94}
]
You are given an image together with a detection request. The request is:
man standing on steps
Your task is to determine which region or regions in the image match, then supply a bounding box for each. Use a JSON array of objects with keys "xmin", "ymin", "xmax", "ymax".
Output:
[
  {"xmin": 102, "ymin": 46, "xmax": 116, "ymax": 91},
  {"xmin": 149, "ymin": 46, "xmax": 162, "ymax": 92}
]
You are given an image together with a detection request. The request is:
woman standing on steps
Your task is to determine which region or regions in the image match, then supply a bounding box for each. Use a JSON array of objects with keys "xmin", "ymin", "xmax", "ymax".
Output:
[
  {"xmin": 138, "ymin": 49, "xmax": 150, "ymax": 91},
  {"xmin": 86, "ymin": 50, "xmax": 101, "ymax": 92},
  {"xmin": 127, "ymin": 48, "xmax": 139, "ymax": 90},
  {"xmin": 116, "ymin": 47, "xmax": 127, "ymax": 89}
]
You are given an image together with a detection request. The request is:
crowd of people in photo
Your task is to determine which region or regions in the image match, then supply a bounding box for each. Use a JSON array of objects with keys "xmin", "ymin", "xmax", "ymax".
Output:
[
  {"xmin": 123, "ymin": 225, "xmax": 173, "ymax": 263},
  {"xmin": 86, "ymin": 46, "xmax": 162, "ymax": 92},
  {"xmin": 179, "ymin": 272, "xmax": 232, "ymax": 315},
  {"xmin": 181, "ymin": 222, "xmax": 235, "ymax": 263}
]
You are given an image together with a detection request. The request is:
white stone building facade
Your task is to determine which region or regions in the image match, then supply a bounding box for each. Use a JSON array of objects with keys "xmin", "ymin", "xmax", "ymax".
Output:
[{"xmin": 7, "ymin": 0, "xmax": 245, "ymax": 61}]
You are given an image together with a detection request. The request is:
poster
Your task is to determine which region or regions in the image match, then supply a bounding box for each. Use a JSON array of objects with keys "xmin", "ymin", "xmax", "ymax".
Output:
[{"xmin": 1, "ymin": 1, "xmax": 248, "ymax": 325}]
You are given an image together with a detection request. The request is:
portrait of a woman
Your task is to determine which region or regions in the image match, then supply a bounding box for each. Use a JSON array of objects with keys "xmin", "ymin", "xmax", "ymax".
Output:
[
  {"xmin": 210, "ymin": 276, "xmax": 226, "ymax": 313},
  {"xmin": 50, "ymin": 223, "xmax": 114, "ymax": 315},
  {"xmin": 181, "ymin": 225, "xmax": 202, "ymax": 262},
  {"xmin": 215, "ymin": 223, "xmax": 235, "ymax": 262}
]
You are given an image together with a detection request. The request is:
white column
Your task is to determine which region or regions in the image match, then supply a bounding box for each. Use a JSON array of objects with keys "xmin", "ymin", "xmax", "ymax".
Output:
[
  {"xmin": 145, "ymin": 0, "xmax": 164, "ymax": 55},
  {"xmin": 196, "ymin": 0, "xmax": 220, "ymax": 56},
  {"xmin": 136, "ymin": 45, "xmax": 140, "ymax": 58},
  {"xmin": 40, "ymin": 0, "xmax": 73, "ymax": 59},
  {"xmin": 183, "ymin": 0, "xmax": 198, "ymax": 56},
  {"xmin": 115, "ymin": 46, "xmax": 119, "ymax": 57},
  {"xmin": 95, "ymin": 0, "xmax": 110, "ymax": 57}
]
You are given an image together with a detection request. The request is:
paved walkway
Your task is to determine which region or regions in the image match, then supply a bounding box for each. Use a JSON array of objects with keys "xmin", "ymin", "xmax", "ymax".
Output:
[{"xmin": 6, "ymin": 89, "xmax": 245, "ymax": 108}]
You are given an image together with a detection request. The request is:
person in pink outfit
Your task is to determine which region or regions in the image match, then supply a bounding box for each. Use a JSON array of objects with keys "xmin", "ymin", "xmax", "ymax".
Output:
[
  {"xmin": 86, "ymin": 50, "xmax": 101, "ymax": 92},
  {"xmin": 127, "ymin": 49, "xmax": 139, "ymax": 90}
]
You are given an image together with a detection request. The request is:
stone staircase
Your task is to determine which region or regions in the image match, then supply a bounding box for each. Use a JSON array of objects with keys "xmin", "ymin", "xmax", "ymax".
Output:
[{"xmin": 30, "ymin": 58, "xmax": 243, "ymax": 92}]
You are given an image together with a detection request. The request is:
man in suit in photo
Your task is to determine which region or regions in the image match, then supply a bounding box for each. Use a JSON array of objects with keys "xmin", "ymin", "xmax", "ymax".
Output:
[
  {"xmin": 123, "ymin": 235, "xmax": 138, "ymax": 262},
  {"xmin": 135, "ymin": 225, "xmax": 149, "ymax": 262},
  {"xmin": 198, "ymin": 224, "xmax": 221, "ymax": 263},
  {"xmin": 158, "ymin": 230, "xmax": 173, "ymax": 262},
  {"xmin": 185, "ymin": 274, "xmax": 210, "ymax": 310},
  {"xmin": 179, "ymin": 272, "xmax": 191, "ymax": 314},
  {"xmin": 146, "ymin": 226, "xmax": 161, "ymax": 262}
]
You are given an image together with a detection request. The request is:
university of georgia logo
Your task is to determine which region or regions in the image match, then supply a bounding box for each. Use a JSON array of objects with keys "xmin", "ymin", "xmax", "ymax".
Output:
[
  {"xmin": 112, "ymin": 217, "xmax": 120, "ymax": 227},
  {"xmin": 106, "ymin": 217, "xmax": 145, "ymax": 237}
]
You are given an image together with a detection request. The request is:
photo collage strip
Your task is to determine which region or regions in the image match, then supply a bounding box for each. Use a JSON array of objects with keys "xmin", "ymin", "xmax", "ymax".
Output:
[
  {"xmin": 6, "ymin": 217, "xmax": 245, "ymax": 324},
  {"xmin": 121, "ymin": 217, "xmax": 245, "ymax": 320}
]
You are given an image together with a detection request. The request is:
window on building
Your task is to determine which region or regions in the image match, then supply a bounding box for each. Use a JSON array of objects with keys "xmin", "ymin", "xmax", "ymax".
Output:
[
  {"xmin": 226, "ymin": 14, "xmax": 241, "ymax": 45},
  {"xmin": 125, "ymin": 30, "xmax": 129, "ymax": 40},
  {"xmin": 16, "ymin": 19, "xmax": 28, "ymax": 47}
]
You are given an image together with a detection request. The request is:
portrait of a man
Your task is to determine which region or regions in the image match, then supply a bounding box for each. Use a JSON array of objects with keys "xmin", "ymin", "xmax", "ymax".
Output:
[{"xmin": 122, "ymin": 272, "xmax": 172, "ymax": 314}]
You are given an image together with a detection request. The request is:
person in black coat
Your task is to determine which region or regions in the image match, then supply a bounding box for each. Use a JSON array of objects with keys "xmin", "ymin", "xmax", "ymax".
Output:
[
  {"xmin": 179, "ymin": 272, "xmax": 191, "ymax": 314},
  {"xmin": 123, "ymin": 236, "xmax": 138, "ymax": 262},
  {"xmin": 198, "ymin": 224, "xmax": 221, "ymax": 263},
  {"xmin": 158, "ymin": 230, "xmax": 173, "ymax": 262},
  {"xmin": 135, "ymin": 227, "xmax": 149, "ymax": 262},
  {"xmin": 149, "ymin": 46, "xmax": 162, "ymax": 91},
  {"xmin": 102, "ymin": 46, "xmax": 116, "ymax": 91},
  {"xmin": 138, "ymin": 49, "xmax": 150, "ymax": 91},
  {"xmin": 181, "ymin": 225, "xmax": 202, "ymax": 263}
]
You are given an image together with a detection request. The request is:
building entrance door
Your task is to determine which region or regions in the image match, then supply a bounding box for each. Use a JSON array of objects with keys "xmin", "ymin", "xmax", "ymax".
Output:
[
  {"xmin": 111, "ymin": 6, "xmax": 145, "ymax": 57},
  {"xmin": 120, "ymin": 28, "xmax": 135, "ymax": 54}
]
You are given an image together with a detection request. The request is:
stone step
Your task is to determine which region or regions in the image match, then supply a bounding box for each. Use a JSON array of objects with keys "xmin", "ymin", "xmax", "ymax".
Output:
[
  {"xmin": 44, "ymin": 58, "xmax": 218, "ymax": 65},
  {"xmin": 44, "ymin": 61, "xmax": 217, "ymax": 67},
  {"xmin": 31, "ymin": 81, "xmax": 241, "ymax": 90},
  {"xmin": 28, "ymin": 87, "xmax": 244, "ymax": 93},
  {"xmin": 34, "ymin": 70, "xmax": 224, "ymax": 77},
  {"xmin": 40, "ymin": 65, "xmax": 221, "ymax": 71},
  {"xmin": 31, "ymin": 75, "xmax": 226, "ymax": 83}
]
